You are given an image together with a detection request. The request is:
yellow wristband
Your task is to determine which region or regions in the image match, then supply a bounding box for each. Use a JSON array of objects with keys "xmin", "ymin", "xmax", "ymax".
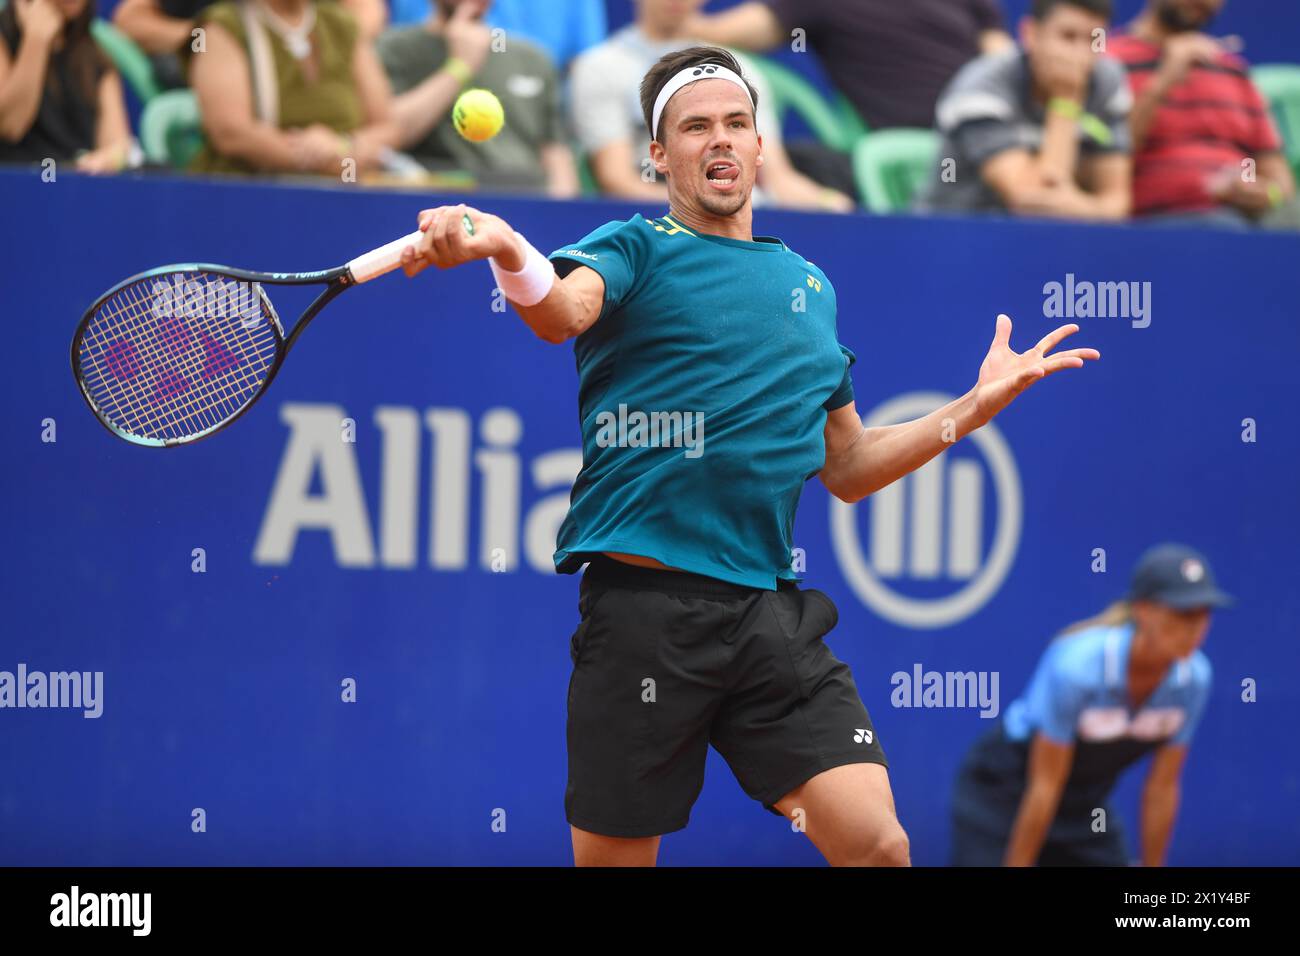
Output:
[
  {"xmin": 1047, "ymin": 97, "xmax": 1083, "ymax": 120},
  {"xmin": 1267, "ymin": 182, "xmax": 1285, "ymax": 208},
  {"xmin": 442, "ymin": 56, "xmax": 472, "ymax": 87}
]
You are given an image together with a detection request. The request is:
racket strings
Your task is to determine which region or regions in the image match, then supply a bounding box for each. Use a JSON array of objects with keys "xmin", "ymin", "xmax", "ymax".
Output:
[
  {"xmin": 98, "ymin": 280, "xmax": 268, "ymax": 431},
  {"xmin": 76, "ymin": 271, "xmax": 281, "ymax": 443},
  {"xmin": 81, "ymin": 278, "xmax": 259, "ymax": 438}
]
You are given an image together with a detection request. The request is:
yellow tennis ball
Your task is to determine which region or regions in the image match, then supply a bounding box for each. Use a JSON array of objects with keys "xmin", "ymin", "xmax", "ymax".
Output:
[{"xmin": 453, "ymin": 88, "xmax": 504, "ymax": 143}]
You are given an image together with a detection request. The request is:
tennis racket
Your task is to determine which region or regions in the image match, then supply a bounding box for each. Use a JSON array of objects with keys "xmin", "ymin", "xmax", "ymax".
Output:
[{"xmin": 71, "ymin": 216, "xmax": 472, "ymax": 448}]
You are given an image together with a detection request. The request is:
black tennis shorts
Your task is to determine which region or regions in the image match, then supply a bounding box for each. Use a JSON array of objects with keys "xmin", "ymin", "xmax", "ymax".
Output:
[{"xmin": 565, "ymin": 555, "xmax": 888, "ymax": 838}]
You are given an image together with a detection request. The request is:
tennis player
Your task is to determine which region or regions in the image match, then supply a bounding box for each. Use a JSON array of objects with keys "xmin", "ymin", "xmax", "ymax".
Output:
[
  {"xmin": 400, "ymin": 46, "xmax": 1099, "ymax": 866},
  {"xmin": 950, "ymin": 543, "xmax": 1229, "ymax": 866}
]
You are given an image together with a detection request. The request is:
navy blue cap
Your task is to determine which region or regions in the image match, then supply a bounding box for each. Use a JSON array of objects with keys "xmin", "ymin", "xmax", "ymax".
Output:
[{"xmin": 1127, "ymin": 543, "xmax": 1233, "ymax": 610}]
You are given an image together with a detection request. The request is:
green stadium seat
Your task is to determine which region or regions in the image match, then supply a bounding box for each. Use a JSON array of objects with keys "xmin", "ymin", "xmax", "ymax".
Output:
[
  {"xmin": 851, "ymin": 128, "xmax": 939, "ymax": 213},
  {"xmin": 140, "ymin": 88, "xmax": 205, "ymax": 168},
  {"xmin": 1252, "ymin": 64, "xmax": 1300, "ymax": 180},
  {"xmin": 90, "ymin": 18, "xmax": 163, "ymax": 104},
  {"xmin": 746, "ymin": 55, "xmax": 867, "ymax": 153}
]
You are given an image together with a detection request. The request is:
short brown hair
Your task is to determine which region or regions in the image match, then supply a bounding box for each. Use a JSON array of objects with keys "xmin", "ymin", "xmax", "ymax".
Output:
[{"xmin": 639, "ymin": 46, "xmax": 760, "ymax": 143}]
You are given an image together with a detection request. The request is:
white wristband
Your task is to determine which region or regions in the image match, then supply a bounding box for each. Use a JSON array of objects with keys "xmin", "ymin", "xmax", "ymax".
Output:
[{"xmin": 489, "ymin": 231, "xmax": 556, "ymax": 306}]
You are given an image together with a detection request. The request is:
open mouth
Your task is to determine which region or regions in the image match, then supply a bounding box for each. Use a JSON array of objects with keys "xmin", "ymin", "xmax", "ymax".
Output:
[{"xmin": 704, "ymin": 160, "xmax": 740, "ymax": 191}]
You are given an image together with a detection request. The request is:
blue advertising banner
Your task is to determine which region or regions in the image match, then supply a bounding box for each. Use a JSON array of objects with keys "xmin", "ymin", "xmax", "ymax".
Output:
[{"xmin": 1, "ymin": 169, "xmax": 1297, "ymax": 865}]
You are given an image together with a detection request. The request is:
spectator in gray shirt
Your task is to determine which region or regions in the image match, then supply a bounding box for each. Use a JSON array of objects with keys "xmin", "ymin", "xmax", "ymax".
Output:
[{"xmin": 919, "ymin": 0, "xmax": 1132, "ymax": 221}]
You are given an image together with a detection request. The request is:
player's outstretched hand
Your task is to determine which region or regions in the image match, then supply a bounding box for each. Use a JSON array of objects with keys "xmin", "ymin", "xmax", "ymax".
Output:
[
  {"xmin": 401, "ymin": 204, "xmax": 523, "ymax": 278},
  {"xmin": 972, "ymin": 313, "xmax": 1100, "ymax": 426}
]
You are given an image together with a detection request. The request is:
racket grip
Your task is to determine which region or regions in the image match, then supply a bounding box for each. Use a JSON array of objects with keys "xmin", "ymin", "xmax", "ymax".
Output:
[
  {"xmin": 346, "ymin": 230, "xmax": 427, "ymax": 283},
  {"xmin": 347, "ymin": 216, "xmax": 476, "ymax": 283}
]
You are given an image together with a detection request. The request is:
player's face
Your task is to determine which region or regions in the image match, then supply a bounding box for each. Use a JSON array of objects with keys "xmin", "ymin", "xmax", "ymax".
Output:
[
  {"xmin": 1137, "ymin": 602, "xmax": 1212, "ymax": 659},
  {"xmin": 653, "ymin": 80, "xmax": 762, "ymax": 218}
]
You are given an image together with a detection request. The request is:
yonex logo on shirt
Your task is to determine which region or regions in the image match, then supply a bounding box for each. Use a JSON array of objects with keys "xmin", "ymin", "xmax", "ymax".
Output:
[{"xmin": 560, "ymin": 249, "xmax": 599, "ymax": 261}]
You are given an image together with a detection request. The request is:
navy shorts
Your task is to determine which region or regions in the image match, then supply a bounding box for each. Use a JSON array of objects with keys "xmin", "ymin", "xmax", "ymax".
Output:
[{"xmin": 565, "ymin": 556, "xmax": 888, "ymax": 838}]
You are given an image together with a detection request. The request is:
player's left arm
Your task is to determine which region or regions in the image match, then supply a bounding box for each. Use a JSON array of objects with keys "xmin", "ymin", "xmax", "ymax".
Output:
[
  {"xmin": 819, "ymin": 314, "xmax": 1099, "ymax": 503},
  {"xmin": 1139, "ymin": 743, "xmax": 1188, "ymax": 866}
]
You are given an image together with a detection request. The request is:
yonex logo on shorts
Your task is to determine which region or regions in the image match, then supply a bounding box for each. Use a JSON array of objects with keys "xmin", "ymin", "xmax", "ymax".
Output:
[{"xmin": 853, "ymin": 728, "xmax": 873, "ymax": 744}]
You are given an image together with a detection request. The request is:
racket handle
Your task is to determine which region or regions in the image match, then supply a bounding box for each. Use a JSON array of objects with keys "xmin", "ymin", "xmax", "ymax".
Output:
[
  {"xmin": 346, "ymin": 230, "xmax": 427, "ymax": 283},
  {"xmin": 346, "ymin": 216, "xmax": 477, "ymax": 283}
]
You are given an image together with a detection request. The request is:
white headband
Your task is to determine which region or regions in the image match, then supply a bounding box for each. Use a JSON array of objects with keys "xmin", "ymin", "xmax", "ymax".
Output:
[{"xmin": 650, "ymin": 63, "xmax": 755, "ymax": 141}]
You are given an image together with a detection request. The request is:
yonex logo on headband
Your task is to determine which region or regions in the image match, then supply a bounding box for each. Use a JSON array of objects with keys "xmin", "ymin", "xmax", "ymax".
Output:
[{"xmin": 650, "ymin": 62, "xmax": 755, "ymax": 141}]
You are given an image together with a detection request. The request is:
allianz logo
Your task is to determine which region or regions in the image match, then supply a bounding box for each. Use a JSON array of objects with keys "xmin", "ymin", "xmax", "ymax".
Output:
[
  {"xmin": 829, "ymin": 392, "xmax": 1022, "ymax": 630},
  {"xmin": 254, "ymin": 393, "xmax": 1023, "ymax": 629},
  {"xmin": 253, "ymin": 403, "xmax": 581, "ymax": 573}
]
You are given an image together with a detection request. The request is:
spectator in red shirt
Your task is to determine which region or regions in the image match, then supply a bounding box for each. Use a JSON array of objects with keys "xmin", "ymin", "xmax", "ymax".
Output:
[{"xmin": 1109, "ymin": 0, "xmax": 1296, "ymax": 228}]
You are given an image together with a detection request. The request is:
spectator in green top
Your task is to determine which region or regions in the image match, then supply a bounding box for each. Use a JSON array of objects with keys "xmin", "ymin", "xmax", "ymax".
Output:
[
  {"xmin": 116, "ymin": 0, "xmax": 388, "ymax": 90},
  {"xmin": 377, "ymin": 0, "xmax": 579, "ymax": 197},
  {"xmin": 185, "ymin": 0, "xmax": 400, "ymax": 176}
]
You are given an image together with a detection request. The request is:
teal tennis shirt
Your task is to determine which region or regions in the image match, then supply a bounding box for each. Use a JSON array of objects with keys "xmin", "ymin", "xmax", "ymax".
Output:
[{"xmin": 547, "ymin": 213, "xmax": 857, "ymax": 589}]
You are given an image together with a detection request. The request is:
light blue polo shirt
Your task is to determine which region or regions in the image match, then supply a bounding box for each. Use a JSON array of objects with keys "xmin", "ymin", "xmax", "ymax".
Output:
[{"xmin": 1004, "ymin": 623, "xmax": 1212, "ymax": 748}]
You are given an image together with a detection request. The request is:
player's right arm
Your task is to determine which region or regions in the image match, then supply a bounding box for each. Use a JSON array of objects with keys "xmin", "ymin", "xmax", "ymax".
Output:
[{"xmin": 401, "ymin": 204, "xmax": 605, "ymax": 344}]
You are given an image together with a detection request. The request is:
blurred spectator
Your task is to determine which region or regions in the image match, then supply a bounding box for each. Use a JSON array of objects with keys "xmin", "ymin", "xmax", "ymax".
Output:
[
  {"xmin": 918, "ymin": 0, "xmax": 1131, "ymax": 221},
  {"xmin": 386, "ymin": 0, "xmax": 427, "ymax": 27},
  {"xmin": 184, "ymin": 0, "xmax": 399, "ymax": 175},
  {"xmin": 384, "ymin": 0, "xmax": 604, "ymax": 69},
  {"xmin": 114, "ymin": 0, "xmax": 386, "ymax": 90},
  {"xmin": 1109, "ymin": 0, "xmax": 1297, "ymax": 229},
  {"xmin": 569, "ymin": 0, "xmax": 854, "ymax": 211},
  {"xmin": 0, "ymin": 0, "xmax": 132, "ymax": 171},
  {"xmin": 377, "ymin": 0, "xmax": 578, "ymax": 196},
  {"xmin": 484, "ymin": 0, "xmax": 605, "ymax": 71},
  {"xmin": 683, "ymin": 0, "xmax": 1013, "ymax": 130}
]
